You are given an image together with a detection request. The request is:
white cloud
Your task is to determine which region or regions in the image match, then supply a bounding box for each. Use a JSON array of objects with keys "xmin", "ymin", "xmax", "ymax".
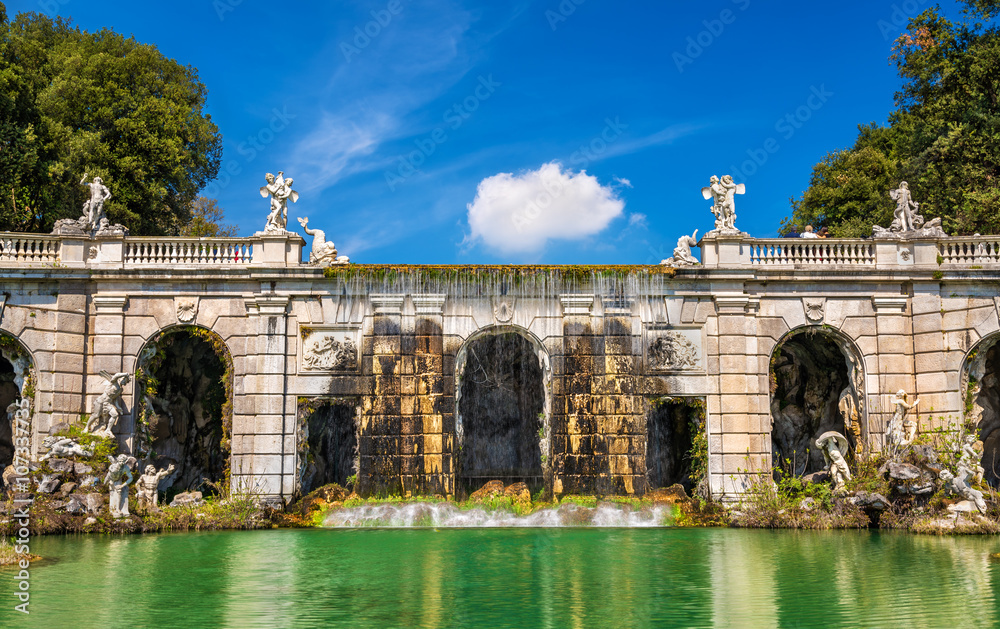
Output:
[{"xmin": 466, "ymin": 162, "xmax": 625, "ymax": 255}]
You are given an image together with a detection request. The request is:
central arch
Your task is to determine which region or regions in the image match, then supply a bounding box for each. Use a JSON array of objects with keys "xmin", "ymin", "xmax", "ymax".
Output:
[
  {"xmin": 454, "ymin": 325, "xmax": 552, "ymax": 496},
  {"xmin": 768, "ymin": 326, "xmax": 867, "ymax": 476},
  {"xmin": 134, "ymin": 325, "xmax": 234, "ymax": 496}
]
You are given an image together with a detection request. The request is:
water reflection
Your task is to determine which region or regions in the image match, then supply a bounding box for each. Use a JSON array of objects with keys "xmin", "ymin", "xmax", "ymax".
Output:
[{"xmin": 6, "ymin": 529, "xmax": 1000, "ymax": 628}]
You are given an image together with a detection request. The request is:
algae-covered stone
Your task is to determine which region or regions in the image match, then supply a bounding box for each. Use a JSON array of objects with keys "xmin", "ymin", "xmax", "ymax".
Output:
[
  {"xmin": 647, "ymin": 484, "xmax": 688, "ymax": 504},
  {"xmin": 503, "ymin": 482, "xmax": 532, "ymax": 506},
  {"xmin": 470, "ymin": 480, "xmax": 505, "ymax": 502}
]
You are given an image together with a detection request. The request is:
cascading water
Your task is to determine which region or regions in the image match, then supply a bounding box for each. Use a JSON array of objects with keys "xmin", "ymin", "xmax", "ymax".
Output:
[
  {"xmin": 647, "ymin": 398, "xmax": 698, "ymax": 494},
  {"xmin": 458, "ymin": 331, "xmax": 544, "ymax": 494},
  {"xmin": 322, "ymin": 501, "xmax": 676, "ymax": 528},
  {"xmin": 299, "ymin": 401, "xmax": 359, "ymax": 494}
]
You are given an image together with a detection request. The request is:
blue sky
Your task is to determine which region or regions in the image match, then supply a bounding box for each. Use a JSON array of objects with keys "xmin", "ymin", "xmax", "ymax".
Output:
[{"xmin": 7, "ymin": 0, "xmax": 973, "ymax": 263}]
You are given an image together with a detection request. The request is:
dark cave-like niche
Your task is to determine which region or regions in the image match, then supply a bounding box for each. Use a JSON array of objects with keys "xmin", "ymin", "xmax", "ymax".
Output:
[
  {"xmin": 0, "ymin": 357, "xmax": 17, "ymax": 470},
  {"xmin": 138, "ymin": 329, "xmax": 230, "ymax": 494},
  {"xmin": 298, "ymin": 401, "xmax": 358, "ymax": 494},
  {"xmin": 458, "ymin": 331, "xmax": 545, "ymax": 494},
  {"xmin": 647, "ymin": 398, "xmax": 702, "ymax": 494},
  {"xmin": 770, "ymin": 332, "xmax": 856, "ymax": 476},
  {"xmin": 969, "ymin": 341, "xmax": 1000, "ymax": 486}
]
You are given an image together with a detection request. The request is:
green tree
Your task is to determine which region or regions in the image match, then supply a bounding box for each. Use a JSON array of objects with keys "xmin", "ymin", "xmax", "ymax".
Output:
[
  {"xmin": 0, "ymin": 7, "xmax": 223, "ymax": 235},
  {"xmin": 785, "ymin": 2, "xmax": 1000, "ymax": 237},
  {"xmin": 179, "ymin": 197, "xmax": 238, "ymax": 238}
]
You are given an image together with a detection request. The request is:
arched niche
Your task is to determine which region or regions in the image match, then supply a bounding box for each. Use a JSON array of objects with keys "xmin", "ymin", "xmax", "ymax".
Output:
[
  {"xmin": 0, "ymin": 333, "xmax": 35, "ymax": 477},
  {"xmin": 454, "ymin": 325, "xmax": 552, "ymax": 496},
  {"xmin": 134, "ymin": 325, "xmax": 234, "ymax": 495},
  {"xmin": 768, "ymin": 326, "xmax": 867, "ymax": 476},
  {"xmin": 963, "ymin": 335, "xmax": 1000, "ymax": 486}
]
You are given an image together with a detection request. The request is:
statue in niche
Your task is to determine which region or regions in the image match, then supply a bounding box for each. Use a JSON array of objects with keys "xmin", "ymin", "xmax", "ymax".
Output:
[
  {"xmin": 885, "ymin": 390, "xmax": 920, "ymax": 450},
  {"xmin": 298, "ymin": 217, "xmax": 349, "ymax": 266},
  {"xmin": 702, "ymin": 175, "xmax": 744, "ymax": 233},
  {"xmin": 260, "ymin": 171, "xmax": 298, "ymax": 233},
  {"xmin": 939, "ymin": 468, "xmax": 986, "ymax": 513},
  {"xmin": 958, "ymin": 434, "xmax": 985, "ymax": 485},
  {"xmin": 136, "ymin": 463, "xmax": 176, "ymax": 514},
  {"xmin": 104, "ymin": 454, "xmax": 135, "ymax": 519},
  {"xmin": 661, "ymin": 229, "xmax": 700, "ymax": 266},
  {"xmin": 86, "ymin": 371, "xmax": 131, "ymax": 439},
  {"xmin": 302, "ymin": 333, "xmax": 358, "ymax": 371},
  {"xmin": 838, "ymin": 387, "xmax": 863, "ymax": 455},
  {"xmin": 648, "ymin": 332, "xmax": 699, "ymax": 371},
  {"xmin": 40, "ymin": 435, "xmax": 93, "ymax": 461},
  {"xmin": 873, "ymin": 182, "xmax": 947, "ymax": 238},
  {"xmin": 816, "ymin": 431, "xmax": 852, "ymax": 492}
]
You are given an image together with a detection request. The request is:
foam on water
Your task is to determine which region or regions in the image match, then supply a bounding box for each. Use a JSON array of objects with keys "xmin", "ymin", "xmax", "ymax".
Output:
[{"xmin": 322, "ymin": 502, "xmax": 675, "ymax": 528}]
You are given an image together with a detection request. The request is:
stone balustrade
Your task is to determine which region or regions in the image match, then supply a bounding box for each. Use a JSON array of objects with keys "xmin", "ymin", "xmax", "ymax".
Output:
[
  {"xmin": 0, "ymin": 234, "xmax": 61, "ymax": 265},
  {"xmin": 124, "ymin": 238, "xmax": 253, "ymax": 265},
  {"xmin": 747, "ymin": 239, "xmax": 875, "ymax": 266}
]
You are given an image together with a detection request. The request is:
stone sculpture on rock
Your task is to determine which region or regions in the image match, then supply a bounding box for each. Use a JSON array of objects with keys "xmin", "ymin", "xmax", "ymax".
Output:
[
  {"xmin": 51, "ymin": 173, "xmax": 129, "ymax": 236},
  {"xmin": 104, "ymin": 454, "xmax": 135, "ymax": 519},
  {"xmin": 872, "ymin": 182, "xmax": 947, "ymax": 238},
  {"xmin": 959, "ymin": 434, "xmax": 985, "ymax": 486},
  {"xmin": 40, "ymin": 436, "xmax": 93, "ymax": 461},
  {"xmin": 886, "ymin": 390, "xmax": 920, "ymax": 451},
  {"xmin": 939, "ymin": 468, "xmax": 986, "ymax": 513},
  {"xmin": 838, "ymin": 387, "xmax": 863, "ymax": 455},
  {"xmin": 816, "ymin": 431, "xmax": 852, "ymax": 492},
  {"xmin": 86, "ymin": 371, "xmax": 131, "ymax": 439},
  {"xmin": 260, "ymin": 171, "xmax": 298, "ymax": 233},
  {"xmin": 661, "ymin": 229, "xmax": 699, "ymax": 267},
  {"xmin": 298, "ymin": 217, "xmax": 349, "ymax": 266},
  {"xmin": 136, "ymin": 463, "xmax": 176, "ymax": 514},
  {"xmin": 702, "ymin": 175, "xmax": 744, "ymax": 234}
]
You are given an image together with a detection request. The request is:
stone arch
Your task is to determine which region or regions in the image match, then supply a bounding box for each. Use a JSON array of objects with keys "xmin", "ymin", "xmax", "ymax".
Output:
[
  {"xmin": 0, "ymin": 332, "xmax": 35, "ymax": 477},
  {"xmin": 962, "ymin": 334, "xmax": 1000, "ymax": 486},
  {"xmin": 133, "ymin": 324, "xmax": 234, "ymax": 495},
  {"xmin": 454, "ymin": 325, "xmax": 552, "ymax": 495},
  {"xmin": 768, "ymin": 325, "xmax": 867, "ymax": 476}
]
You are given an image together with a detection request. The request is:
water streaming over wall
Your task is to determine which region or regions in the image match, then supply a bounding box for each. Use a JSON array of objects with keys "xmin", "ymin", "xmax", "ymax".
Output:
[{"xmin": 322, "ymin": 501, "xmax": 675, "ymax": 527}]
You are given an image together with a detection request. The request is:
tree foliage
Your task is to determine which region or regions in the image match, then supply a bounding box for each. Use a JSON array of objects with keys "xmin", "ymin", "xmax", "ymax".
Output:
[
  {"xmin": 179, "ymin": 197, "xmax": 237, "ymax": 238},
  {"xmin": 0, "ymin": 8, "xmax": 223, "ymax": 235},
  {"xmin": 786, "ymin": 1, "xmax": 1000, "ymax": 237}
]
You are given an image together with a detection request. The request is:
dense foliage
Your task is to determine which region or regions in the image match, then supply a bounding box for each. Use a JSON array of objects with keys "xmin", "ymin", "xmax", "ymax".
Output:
[
  {"xmin": 0, "ymin": 6, "xmax": 222, "ymax": 235},
  {"xmin": 785, "ymin": 1, "xmax": 1000, "ymax": 237}
]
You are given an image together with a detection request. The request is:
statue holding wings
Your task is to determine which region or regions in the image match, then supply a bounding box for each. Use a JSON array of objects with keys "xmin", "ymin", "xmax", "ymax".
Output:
[
  {"xmin": 702, "ymin": 175, "xmax": 744, "ymax": 232},
  {"xmin": 261, "ymin": 171, "xmax": 299, "ymax": 233}
]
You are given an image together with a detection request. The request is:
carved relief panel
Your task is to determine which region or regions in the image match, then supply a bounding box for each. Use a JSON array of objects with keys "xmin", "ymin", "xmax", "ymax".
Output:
[
  {"xmin": 645, "ymin": 326, "xmax": 704, "ymax": 372},
  {"xmin": 299, "ymin": 325, "xmax": 360, "ymax": 373}
]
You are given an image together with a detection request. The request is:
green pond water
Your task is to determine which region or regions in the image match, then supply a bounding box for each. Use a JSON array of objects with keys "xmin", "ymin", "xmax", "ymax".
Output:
[{"xmin": 2, "ymin": 528, "xmax": 1000, "ymax": 628}]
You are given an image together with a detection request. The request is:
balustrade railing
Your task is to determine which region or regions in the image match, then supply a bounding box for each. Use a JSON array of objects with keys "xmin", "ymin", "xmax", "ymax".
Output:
[
  {"xmin": 0, "ymin": 235, "xmax": 61, "ymax": 264},
  {"xmin": 748, "ymin": 239, "xmax": 875, "ymax": 266},
  {"xmin": 937, "ymin": 237, "xmax": 1000, "ymax": 265},
  {"xmin": 124, "ymin": 238, "xmax": 253, "ymax": 265}
]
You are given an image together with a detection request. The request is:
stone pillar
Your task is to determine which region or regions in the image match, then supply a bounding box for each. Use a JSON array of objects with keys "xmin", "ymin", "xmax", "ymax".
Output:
[
  {"xmin": 712, "ymin": 291, "xmax": 768, "ymax": 499},
  {"xmin": 557, "ymin": 294, "xmax": 597, "ymax": 495},
  {"xmin": 871, "ymin": 294, "xmax": 915, "ymax": 445},
  {"xmin": 411, "ymin": 295, "xmax": 448, "ymax": 496},
  {"xmin": 251, "ymin": 232, "xmax": 305, "ymax": 266},
  {"xmin": 36, "ymin": 286, "xmax": 89, "ymax": 437},
  {"xmin": 912, "ymin": 282, "xmax": 963, "ymax": 431},
  {"xmin": 90, "ymin": 293, "xmax": 129, "ymax": 448},
  {"xmin": 600, "ymin": 296, "xmax": 644, "ymax": 495},
  {"xmin": 243, "ymin": 294, "xmax": 293, "ymax": 501},
  {"xmin": 361, "ymin": 294, "xmax": 404, "ymax": 495}
]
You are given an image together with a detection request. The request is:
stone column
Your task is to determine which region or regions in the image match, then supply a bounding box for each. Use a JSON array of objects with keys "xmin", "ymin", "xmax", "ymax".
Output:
[
  {"xmin": 361, "ymin": 294, "xmax": 404, "ymax": 495},
  {"xmin": 90, "ymin": 293, "xmax": 129, "ymax": 448},
  {"xmin": 712, "ymin": 291, "xmax": 768, "ymax": 499},
  {"xmin": 557, "ymin": 294, "xmax": 596, "ymax": 496},
  {"xmin": 912, "ymin": 282, "xmax": 963, "ymax": 430},
  {"xmin": 411, "ymin": 294, "xmax": 448, "ymax": 496},
  {"xmin": 600, "ymin": 296, "xmax": 644, "ymax": 495},
  {"xmin": 871, "ymin": 295, "xmax": 915, "ymax": 445},
  {"xmin": 243, "ymin": 294, "xmax": 293, "ymax": 502}
]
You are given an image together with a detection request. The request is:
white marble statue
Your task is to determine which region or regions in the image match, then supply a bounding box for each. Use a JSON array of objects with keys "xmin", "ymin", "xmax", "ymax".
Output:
[
  {"xmin": 136, "ymin": 463, "xmax": 176, "ymax": 514},
  {"xmin": 702, "ymin": 175, "xmax": 744, "ymax": 233},
  {"xmin": 661, "ymin": 229, "xmax": 699, "ymax": 266},
  {"xmin": 104, "ymin": 454, "xmax": 134, "ymax": 519},
  {"xmin": 86, "ymin": 371, "xmax": 131, "ymax": 439},
  {"xmin": 816, "ymin": 431, "xmax": 852, "ymax": 492},
  {"xmin": 81, "ymin": 173, "xmax": 112, "ymax": 228},
  {"xmin": 939, "ymin": 468, "xmax": 987, "ymax": 513},
  {"xmin": 873, "ymin": 182, "xmax": 946, "ymax": 238},
  {"xmin": 40, "ymin": 435, "xmax": 93, "ymax": 461},
  {"xmin": 260, "ymin": 171, "xmax": 298, "ymax": 233},
  {"xmin": 958, "ymin": 434, "xmax": 985, "ymax": 486},
  {"xmin": 298, "ymin": 217, "xmax": 349, "ymax": 266},
  {"xmin": 886, "ymin": 390, "xmax": 920, "ymax": 450}
]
